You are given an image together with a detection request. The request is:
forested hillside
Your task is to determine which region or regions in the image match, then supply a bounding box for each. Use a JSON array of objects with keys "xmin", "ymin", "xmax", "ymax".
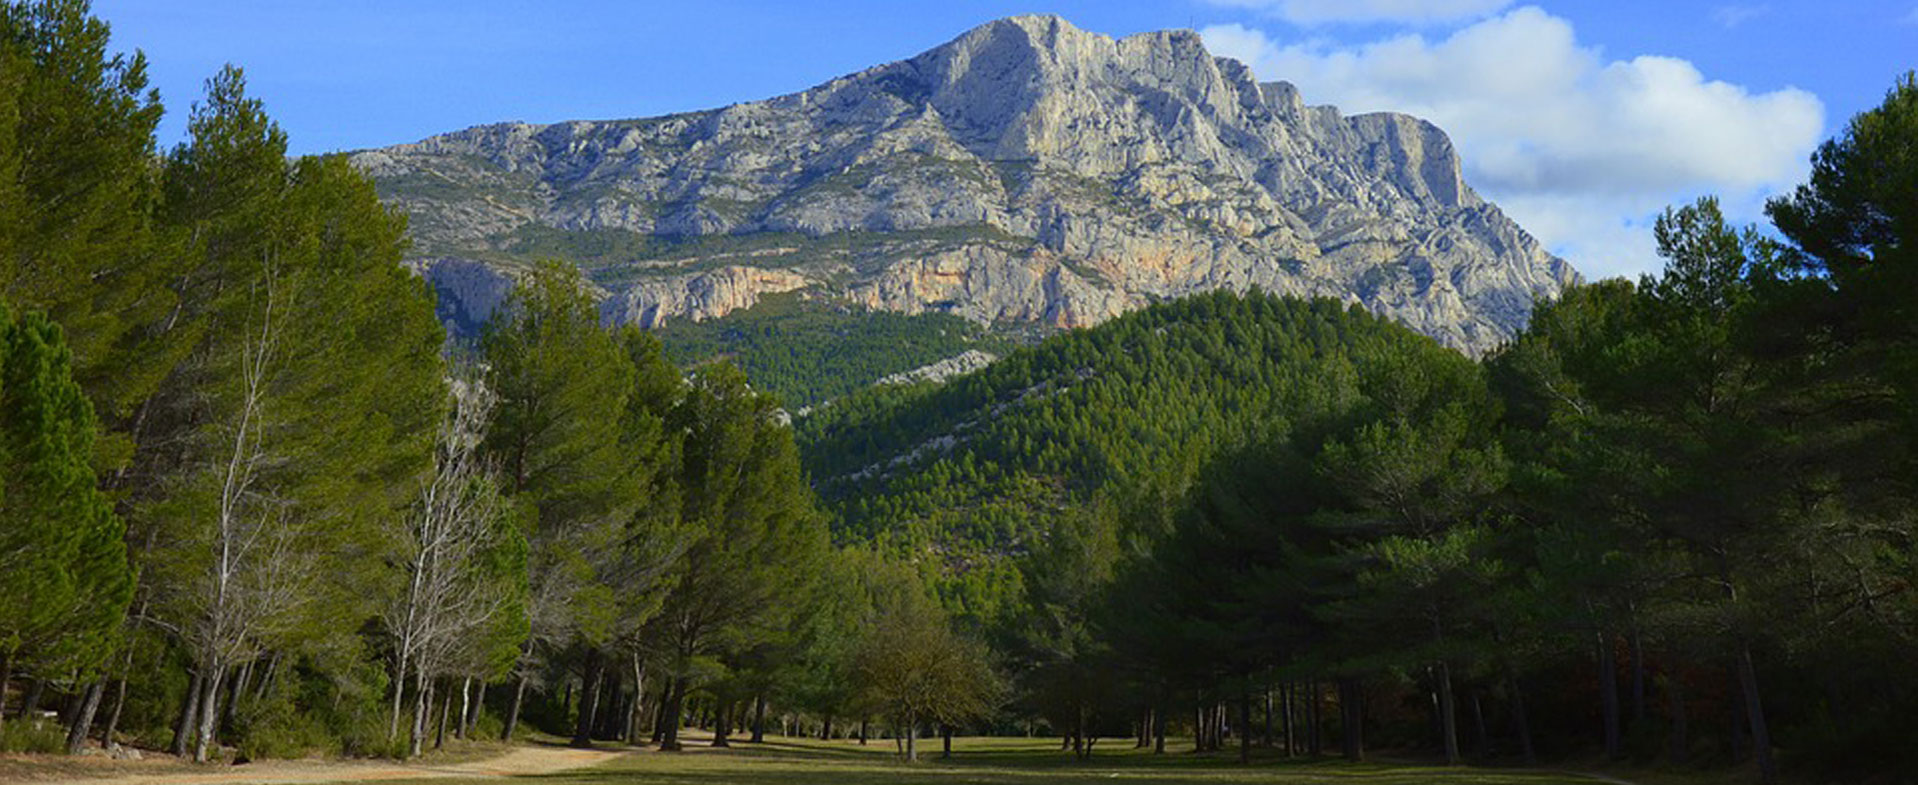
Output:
[
  {"xmin": 796, "ymin": 292, "xmax": 1466, "ymax": 621},
  {"xmin": 654, "ymin": 293, "xmax": 1010, "ymax": 408}
]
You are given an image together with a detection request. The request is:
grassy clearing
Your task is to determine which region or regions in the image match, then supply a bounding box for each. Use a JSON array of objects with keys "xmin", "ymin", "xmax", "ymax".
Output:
[{"xmin": 354, "ymin": 735, "xmax": 1613, "ymax": 785}]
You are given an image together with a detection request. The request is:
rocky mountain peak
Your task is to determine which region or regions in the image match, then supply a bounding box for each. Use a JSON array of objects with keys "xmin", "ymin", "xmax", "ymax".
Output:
[{"xmin": 354, "ymin": 15, "xmax": 1576, "ymax": 355}]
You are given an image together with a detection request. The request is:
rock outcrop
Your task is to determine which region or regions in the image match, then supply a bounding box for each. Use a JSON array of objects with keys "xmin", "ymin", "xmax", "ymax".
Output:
[
  {"xmin": 355, "ymin": 15, "xmax": 1576, "ymax": 354},
  {"xmin": 876, "ymin": 350, "xmax": 1001, "ymax": 387}
]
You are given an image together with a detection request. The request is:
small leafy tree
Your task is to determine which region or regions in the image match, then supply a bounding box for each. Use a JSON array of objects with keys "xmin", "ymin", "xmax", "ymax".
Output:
[{"xmin": 851, "ymin": 569, "xmax": 997, "ymax": 762}]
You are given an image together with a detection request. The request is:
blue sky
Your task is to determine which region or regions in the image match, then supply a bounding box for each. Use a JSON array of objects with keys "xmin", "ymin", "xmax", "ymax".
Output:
[{"xmin": 92, "ymin": 1, "xmax": 1917, "ymax": 279}]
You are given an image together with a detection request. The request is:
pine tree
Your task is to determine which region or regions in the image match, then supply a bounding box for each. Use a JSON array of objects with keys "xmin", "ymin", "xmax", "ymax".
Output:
[
  {"xmin": 479, "ymin": 260, "xmax": 639, "ymax": 741},
  {"xmin": 0, "ymin": 304, "xmax": 130, "ymax": 738},
  {"xmin": 648, "ymin": 363, "xmax": 827, "ymax": 750},
  {"xmin": 0, "ymin": 0, "xmax": 178, "ymax": 461},
  {"xmin": 134, "ymin": 66, "xmax": 444, "ymax": 762}
]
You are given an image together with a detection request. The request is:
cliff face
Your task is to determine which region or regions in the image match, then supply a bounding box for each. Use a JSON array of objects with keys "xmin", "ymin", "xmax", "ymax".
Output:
[{"xmin": 353, "ymin": 15, "xmax": 1575, "ymax": 354}]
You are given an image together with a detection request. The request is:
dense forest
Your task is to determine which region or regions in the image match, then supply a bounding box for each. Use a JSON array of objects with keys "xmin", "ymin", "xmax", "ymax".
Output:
[
  {"xmin": 653, "ymin": 292, "xmax": 1009, "ymax": 409},
  {"xmin": 3, "ymin": 2, "xmax": 1917, "ymax": 784}
]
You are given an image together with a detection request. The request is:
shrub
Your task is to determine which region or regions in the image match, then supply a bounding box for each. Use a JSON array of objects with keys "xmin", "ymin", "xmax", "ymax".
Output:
[{"xmin": 0, "ymin": 718, "xmax": 67, "ymax": 754}]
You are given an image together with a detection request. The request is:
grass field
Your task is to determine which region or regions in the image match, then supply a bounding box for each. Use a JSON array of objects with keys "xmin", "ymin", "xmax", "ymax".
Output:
[{"xmin": 350, "ymin": 735, "xmax": 1619, "ymax": 785}]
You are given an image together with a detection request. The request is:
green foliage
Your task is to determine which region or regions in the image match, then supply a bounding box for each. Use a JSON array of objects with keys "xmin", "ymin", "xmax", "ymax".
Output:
[
  {"xmin": 483, "ymin": 261, "xmax": 635, "ymax": 518},
  {"xmin": 135, "ymin": 66, "xmax": 445, "ymax": 709},
  {"xmin": 657, "ymin": 293, "xmax": 1005, "ymax": 407},
  {"xmin": 479, "ymin": 260, "xmax": 676, "ymax": 721},
  {"xmin": 849, "ymin": 566, "xmax": 1000, "ymax": 758},
  {"xmin": 799, "ymin": 291, "xmax": 1445, "ymax": 622},
  {"xmin": 0, "ymin": 304, "xmax": 130, "ymax": 676},
  {"xmin": 0, "ymin": 0, "xmax": 175, "ymax": 457},
  {"xmin": 8, "ymin": 4, "xmax": 1918, "ymax": 778},
  {"xmin": 0, "ymin": 718, "xmax": 63, "ymax": 753},
  {"xmin": 655, "ymin": 363, "xmax": 827, "ymax": 655}
]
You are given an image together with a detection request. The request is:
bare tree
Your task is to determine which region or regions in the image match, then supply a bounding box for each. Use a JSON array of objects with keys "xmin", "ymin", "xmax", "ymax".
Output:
[
  {"xmin": 384, "ymin": 373, "xmax": 519, "ymax": 757},
  {"xmin": 182, "ymin": 280, "xmax": 315, "ymax": 763}
]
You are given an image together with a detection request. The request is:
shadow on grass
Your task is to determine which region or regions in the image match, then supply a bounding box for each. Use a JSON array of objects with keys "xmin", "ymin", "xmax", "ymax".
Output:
[{"xmin": 431, "ymin": 737, "xmax": 1605, "ymax": 785}]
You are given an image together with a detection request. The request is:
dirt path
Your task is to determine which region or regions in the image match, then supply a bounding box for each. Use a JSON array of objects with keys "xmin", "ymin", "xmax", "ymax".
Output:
[{"xmin": 14, "ymin": 744, "xmax": 631, "ymax": 785}]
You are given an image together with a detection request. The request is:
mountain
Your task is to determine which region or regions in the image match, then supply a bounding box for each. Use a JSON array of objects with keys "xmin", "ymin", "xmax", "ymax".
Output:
[{"xmin": 351, "ymin": 14, "xmax": 1575, "ymax": 356}]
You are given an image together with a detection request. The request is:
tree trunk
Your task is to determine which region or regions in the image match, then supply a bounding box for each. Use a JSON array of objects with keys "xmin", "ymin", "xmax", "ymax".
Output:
[
  {"xmin": 1238, "ymin": 687, "xmax": 1252, "ymax": 764},
  {"xmin": 1281, "ymin": 683, "xmax": 1296, "ymax": 756},
  {"xmin": 859, "ymin": 718, "xmax": 868, "ymax": 745},
  {"xmin": 60, "ymin": 685, "xmax": 82, "ymax": 727},
  {"xmin": 659, "ymin": 678, "xmax": 686, "ymax": 751},
  {"xmin": 1194, "ymin": 702, "xmax": 1206, "ymax": 752},
  {"xmin": 711, "ymin": 699, "xmax": 731, "ymax": 747},
  {"xmin": 388, "ymin": 656, "xmax": 408, "ymax": 742},
  {"xmin": 651, "ymin": 681, "xmax": 673, "ymax": 743},
  {"xmin": 465, "ymin": 681, "xmax": 485, "ymax": 739},
  {"xmin": 941, "ymin": 723, "xmax": 952, "ymax": 759},
  {"xmin": 1598, "ymin": 633, "xmax": 1621, "ymax": 760},
  {"xmin": 1152, "ymin": 701, "xmax": 1166, "ymax": 754},
  {"xmin": 629, "ymin": 655, "xmax": 646, "ymax": 744},
  {"xmin": 255, "ymin": 655, "xmax": 279, "ymax": 702},
  {"xmin": 820, "ymin": 713, "xmax": 832, "ymax": 740},
  {"xmin": 19, "ymin": 677, "xmax": 45, "ymax": 720},
  {"xmin": 1471, "ymin": 691, "xmax": 1490, "ymax": 760},
  {"xmin": 1736, "ymin": 647, "xmax": 1778, "ymax": 784},
  {"xmin": 0, "ymin": 652, "xmax": 10, "ymax": 729},
  {"xmin": 102, "ymin": 673, "xmax": 129, "ymax": 746},
  {"xmin": 64, "ymin": 680, "xmax": 104, "ymax": 754},
  {"xmin": 572, "ymin": 650, "xmax": 603, "ymax": 748},
  {"xmin": 222, "ymin": 661, "xmax": 249, "ymax": 730},
  {"xmin": 751, "ymin": 693, "xmax": 767, "ymax": 743},
  {"xmin": 1306, "ymin": 680, "xmax": 1321, "ymax": 756},
  {"xmin": 456, "ymin": 677, "xmax": 471, "ymax": 740},
  {"xmin": 171, "ymin": 669, "xmax": 202, "ymax": 757},
  {"xmin": 1729, "ymin": 666, "xmax": 1748, "ymax": 764},
  {"xmin": 409, "ymin": 672, "xmax": 430, "ymax": 759},
  {"xmin": 1630, "ymin": 626, "xmax": 1647, "ymax": 729},
  {"xmin": 0, "ymin": 653, "xmax": 12, "ymax": 734},
  {"xmin": 620, "ymin": 684, "xmax": 638, "ymax": 744},
  {"xmin": 905, "ymin": 716, "xmax": 917, "ymax": 762},
  {"xmin": 435, "ymin": 678, "xmax": 452, "ymax": 750},
  {"xmin": 1436, "ymin": 661, "xmax": 1460, "ymax": 765},
  {"xmin": 1505, "ymin": 670, "xmax": 1535, "ymax": 765},
  {"xmin": 1076, "ymin": 705, "xmax": 1089, "ymax": 759},
  {"xmin": 501, "ymin": 674, "xmax": 526, "ymax": 741},
  {"xmin": 599, "ymin": 669, "xmax": 624, "ymax": 740},
  {"xmin": 1338, "ymin": 678, "xmax": 1364, "ymax": 762},
  {"xmin": 193, "ymin": 663, "xmax": 223, "ymax": 763},
  {"xmin": 1262, "ymin": 688, "xmax": 1273, "ymax": 748},
  {"xmin": 1664, "ymin": 668, "xmax": 1688, "ymax": 763}
]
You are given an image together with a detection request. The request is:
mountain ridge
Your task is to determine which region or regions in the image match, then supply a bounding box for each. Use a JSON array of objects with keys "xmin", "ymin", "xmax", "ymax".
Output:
[{"xmin": 353, "ymin": 14, "xmax": 1576, "ymax": 355}]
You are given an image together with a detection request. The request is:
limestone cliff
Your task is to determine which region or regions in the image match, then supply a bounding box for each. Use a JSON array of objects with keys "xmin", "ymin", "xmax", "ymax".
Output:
[{"xmin": 354, "ymin": 15, "xmax": 1576, "ymax": 354}]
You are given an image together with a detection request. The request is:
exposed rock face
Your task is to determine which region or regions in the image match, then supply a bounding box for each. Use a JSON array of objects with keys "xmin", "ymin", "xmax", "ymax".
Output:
[
  {"xmin": 603, "ymin": 266, "xmax": 812, "ymax": 328},
  {"xmin": 876, "ymin": 350, "xmax": 1000, "ymax": 387},
  {"xmin": 356, "ymin": 15, "xmax": 1576, "ymax": 353}
]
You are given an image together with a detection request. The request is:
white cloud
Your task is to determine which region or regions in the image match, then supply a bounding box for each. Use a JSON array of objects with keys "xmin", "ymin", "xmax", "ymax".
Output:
[
  {"xmin": 1201, "ymin": 7, "xmax": 1824, "ymax": 279},
  {"xmin": 1712, "ymin": 4, "xmax": 1769, "ymax": 28},
  {"xmin": 1203, "ymin": 0, "xmax": 1513, "ymax": 26}
]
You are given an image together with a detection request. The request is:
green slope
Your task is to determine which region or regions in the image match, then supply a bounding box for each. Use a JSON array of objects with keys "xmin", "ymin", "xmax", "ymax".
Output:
[
  {"xmin": 794, "ymin": 290, "xmax": 1474, "ymax": 619},
  {"xmin": 656, "ymin": 293, "xmax": 1014, "ymax": 409}
]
